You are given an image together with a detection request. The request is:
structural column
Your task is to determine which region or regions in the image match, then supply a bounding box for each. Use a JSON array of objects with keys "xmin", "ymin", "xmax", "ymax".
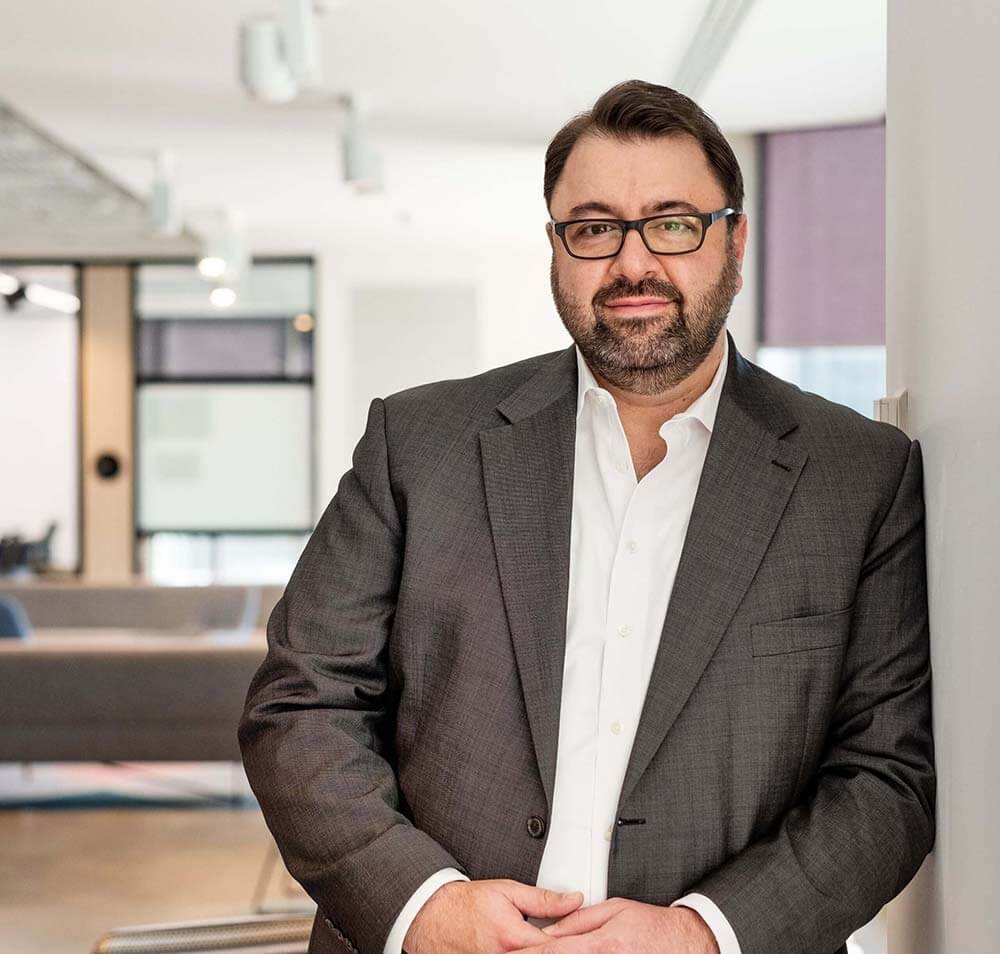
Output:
[{"xmin": 80, "ymin": 264, "xmax": 135, "ymax": 581}]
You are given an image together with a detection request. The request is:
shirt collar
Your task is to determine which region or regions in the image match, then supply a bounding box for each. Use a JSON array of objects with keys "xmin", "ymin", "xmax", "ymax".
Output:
[{"xmin": 574, "ymin": 330, "xmax": 729, "ymax": 435}]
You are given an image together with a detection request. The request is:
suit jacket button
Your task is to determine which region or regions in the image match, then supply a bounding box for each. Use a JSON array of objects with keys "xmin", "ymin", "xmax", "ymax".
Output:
[{"xmin": 527, "ymin": 815, "xmax": 546, "ymax": 839}]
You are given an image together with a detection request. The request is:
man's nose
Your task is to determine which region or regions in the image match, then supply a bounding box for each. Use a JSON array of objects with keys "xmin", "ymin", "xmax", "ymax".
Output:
[{"xmin": 611, "ymin": 227, "xmax": 663, "ymax": 281}]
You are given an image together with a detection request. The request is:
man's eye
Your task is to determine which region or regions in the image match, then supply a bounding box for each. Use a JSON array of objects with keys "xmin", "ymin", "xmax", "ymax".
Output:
[
  {"xmin": 584, "ymin": 223, "xmax": 613, "ymax": 235},
  {"xmin": 655, "ymin": 219, "xmax": 694, "ymax": 233}
]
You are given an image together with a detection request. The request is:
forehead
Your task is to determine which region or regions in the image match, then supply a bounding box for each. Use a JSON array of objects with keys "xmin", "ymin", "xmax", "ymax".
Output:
[{"xmin": 550, "ymin": 132, "xmax": 725, "ymax": 216}]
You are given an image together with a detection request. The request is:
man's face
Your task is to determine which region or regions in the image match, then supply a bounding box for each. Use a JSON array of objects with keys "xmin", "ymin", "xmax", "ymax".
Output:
[{"xmin": 547, "ymin": 132, "xmax": 748, "ymax": 395}]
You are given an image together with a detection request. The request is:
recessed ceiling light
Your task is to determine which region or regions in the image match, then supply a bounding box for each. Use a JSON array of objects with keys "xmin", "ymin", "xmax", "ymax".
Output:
[{"xmin": 210, "ymin": 287, "xmax": 237, "ymax": 308}]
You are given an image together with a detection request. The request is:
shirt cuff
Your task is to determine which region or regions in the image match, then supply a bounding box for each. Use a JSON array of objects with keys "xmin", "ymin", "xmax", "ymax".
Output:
[
  {"xmin": 672, "ymin": 892, "xmax": 741, "ymax": 954},
  {"xmin": 383, "ymin": 867, "xmax": 470, "ymax": 954}
]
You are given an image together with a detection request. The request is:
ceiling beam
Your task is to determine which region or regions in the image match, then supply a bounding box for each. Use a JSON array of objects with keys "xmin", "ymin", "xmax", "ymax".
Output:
[{"xmin": 672, "ymin": 0, "xmax": 761, "ymax": 100}]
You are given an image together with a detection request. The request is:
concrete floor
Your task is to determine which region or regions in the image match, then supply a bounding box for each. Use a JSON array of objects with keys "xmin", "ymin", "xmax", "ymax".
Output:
[{"xmin": 0, "ymin": 764, "xmax": 313, "ymax": 953}]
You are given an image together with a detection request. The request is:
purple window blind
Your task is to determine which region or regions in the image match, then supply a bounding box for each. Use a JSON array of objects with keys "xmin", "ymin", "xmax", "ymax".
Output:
[{"xmin": 763, "ymin": 122, "xmax": 885, "ymax": 347}]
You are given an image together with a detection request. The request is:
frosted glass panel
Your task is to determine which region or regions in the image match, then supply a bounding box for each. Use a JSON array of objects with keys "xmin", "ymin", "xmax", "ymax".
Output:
[
  {"xmin": 142, "ymin": 532, "xmax": 309, "ymax": 585},
  {"xmin": 137, "ymin": 384, "xmax": 311, "ymax": 531}
]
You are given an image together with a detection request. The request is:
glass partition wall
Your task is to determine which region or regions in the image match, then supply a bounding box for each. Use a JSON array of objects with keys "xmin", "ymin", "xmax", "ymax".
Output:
[{"xmin": 134, "ymin": 259, "xmax": 315, "ymax": 584}]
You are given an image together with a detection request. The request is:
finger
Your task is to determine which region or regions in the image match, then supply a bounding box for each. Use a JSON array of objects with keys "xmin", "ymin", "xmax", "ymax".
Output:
[
  {"xmin": 501, "ymin": 882, "xmax": 585, "ymax": 918},
  {"xmin": 541, "ymin": 899, "xmax": 625, "ymax": 937},
  {"xmin": 497, "ymin": 917, "xmax": 554, "ymax": 950},
  {"xmin": 506, "ymin": 936, "xmax": 591, "ymax": 954}
]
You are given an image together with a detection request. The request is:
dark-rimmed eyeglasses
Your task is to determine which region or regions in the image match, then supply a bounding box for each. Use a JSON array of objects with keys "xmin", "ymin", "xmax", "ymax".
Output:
[{"xmin": 549, "ymin": 207, "xmax": 739, "ymax": 259}]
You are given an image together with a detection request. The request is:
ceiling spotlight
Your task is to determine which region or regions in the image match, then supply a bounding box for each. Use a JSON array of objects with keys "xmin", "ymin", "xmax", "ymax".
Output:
[
  {"xmin": 210, "ymin": 287, "xmax": 237, "ymax": 309},
  {"xmin": 196, "ymin": 209, "xmax": 248, "ymax": 285},
  {"xmin": 240, "ymin": 0, "xmax": 325, "ymax": 104},
  {"xmin": 341, "ymin": 97, "xmax": 383, "ymax": 193},
  {"xmin": 150, "ymin": 150, "xmax": 181, "ymax": 237},
  {"xmin": 241, "ymin": 16, "xmax": 298, "ymax": 104},
  {"xmin": 197, "ymin": 256, "xmax": 227, "ymax": 279},
  {"xmin": 280, "ymin": 0, "xmax": 323, "ymax": 88},
  {"xmin": 3, "ymin": 285, "xmax": 27, "ymax": 311},
  {"xmin": 24, "ymin": 283, "xmax": 80, "ymax": 314}
]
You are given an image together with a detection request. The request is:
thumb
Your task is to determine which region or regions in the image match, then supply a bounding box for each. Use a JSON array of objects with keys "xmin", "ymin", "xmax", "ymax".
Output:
[{"xmin": 502, "ymin": 882, "xmax": 584, "ymax": 918}]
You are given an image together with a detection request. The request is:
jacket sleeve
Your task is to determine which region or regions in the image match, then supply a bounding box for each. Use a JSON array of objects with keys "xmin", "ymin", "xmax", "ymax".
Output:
[
  {"xmin": 238, "ymin": 396, "xmax": 467, "ymax": 954},
  {"xmin": 687, "ymin": 436, "xmax": 936, "ymax": 953}
]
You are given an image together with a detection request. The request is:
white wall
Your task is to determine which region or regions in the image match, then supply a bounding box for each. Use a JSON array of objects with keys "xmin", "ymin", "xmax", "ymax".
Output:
[
  {"xmin": 885, "ymin": 1, "xmax": 1000, "ymax": 950},
  {"xmin": 309, "ymin": 236, "xmax": 569, "ymax": 505},
  {"xmin": 0, "ymin": 312, "xmax": 79, "ymax": 569}
]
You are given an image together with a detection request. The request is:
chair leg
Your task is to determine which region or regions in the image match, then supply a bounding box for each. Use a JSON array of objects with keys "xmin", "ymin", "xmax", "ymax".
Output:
[{"xmin": 251, "ymin": 839, "xmax": 280, "ymax": 913}]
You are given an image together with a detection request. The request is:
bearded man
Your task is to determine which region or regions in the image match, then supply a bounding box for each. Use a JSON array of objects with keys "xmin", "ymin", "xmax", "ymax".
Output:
[{"xmin": 239, "ymin": 79, "xmax": 935, "ymax": 954}]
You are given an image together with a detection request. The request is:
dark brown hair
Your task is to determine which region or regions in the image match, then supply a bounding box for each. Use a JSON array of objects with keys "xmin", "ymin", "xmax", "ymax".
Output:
[{"xmin": 544, "ymin": 79, "xmax": 744, "ymax": 228}]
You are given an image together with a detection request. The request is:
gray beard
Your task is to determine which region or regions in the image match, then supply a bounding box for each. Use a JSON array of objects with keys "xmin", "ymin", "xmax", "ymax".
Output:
[{"xmin": 550, "ymin": 247, "xmax": 740, "ymax": 395}]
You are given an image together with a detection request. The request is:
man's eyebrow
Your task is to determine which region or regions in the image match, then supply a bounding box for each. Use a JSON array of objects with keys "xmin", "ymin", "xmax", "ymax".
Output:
[
  {"xmin": 563, "ymin": 198, "xmax": 702, "ymax": 218},
  {"xmin": 644, "ymin": 198, "xmax": 701, "ymax": 215}
]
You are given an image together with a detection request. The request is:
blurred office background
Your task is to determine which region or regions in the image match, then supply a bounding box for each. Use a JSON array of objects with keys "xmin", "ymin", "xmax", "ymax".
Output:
[{"xmin": 1, "ymin": 1, "xmax": 994, "ymax": 952}]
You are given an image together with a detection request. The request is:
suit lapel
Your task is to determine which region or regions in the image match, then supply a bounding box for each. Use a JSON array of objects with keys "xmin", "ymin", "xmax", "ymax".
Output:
[
  {"xmin": 478, "ymin": 337, "xmax": 809, "ymax": 812},
  {"xmin": 479, "ymin": 346, "xmax": 578, "ymax": 810},
  {"xmin": 618, "ymin": 338, "xmax": 808, "ymax": 807}
]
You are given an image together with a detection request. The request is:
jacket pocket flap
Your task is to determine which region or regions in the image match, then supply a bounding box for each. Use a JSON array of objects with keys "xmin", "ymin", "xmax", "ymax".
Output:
[{"xmin": 751, "ymin": 604, "xmax": 853, "ymax": 657}]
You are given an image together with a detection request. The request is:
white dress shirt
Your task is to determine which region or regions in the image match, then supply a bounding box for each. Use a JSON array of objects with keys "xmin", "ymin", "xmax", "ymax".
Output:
[{"xmin": 384, "ymin": 334, "xmax": 740, "ymax": 954}]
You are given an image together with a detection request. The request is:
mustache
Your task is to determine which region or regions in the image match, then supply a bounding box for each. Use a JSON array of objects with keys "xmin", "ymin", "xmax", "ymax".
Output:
[{"xmin": 592, "ymin": 276, "xmax": 681, "ymax": 307}]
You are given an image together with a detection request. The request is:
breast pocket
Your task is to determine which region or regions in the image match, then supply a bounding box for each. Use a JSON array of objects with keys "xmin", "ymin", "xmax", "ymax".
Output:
[
  {"xmin": 747, "ymin": 602, "xmax": 855, "ymax": 799},
  {"xmin": 750, "ymin": 603, "xmax": 854, "ymax": 657}
]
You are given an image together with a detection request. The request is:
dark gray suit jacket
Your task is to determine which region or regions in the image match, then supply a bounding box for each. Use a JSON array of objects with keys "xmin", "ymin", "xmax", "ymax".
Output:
[{"xmin": 238, "ymin": 332, "xmax": 935, "ymax": 954}]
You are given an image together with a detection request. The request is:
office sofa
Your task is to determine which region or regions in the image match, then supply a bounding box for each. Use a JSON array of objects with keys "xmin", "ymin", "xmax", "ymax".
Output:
[{"xmin": 0, "ymin": 583, "xmax": 279, "ymax": 762}]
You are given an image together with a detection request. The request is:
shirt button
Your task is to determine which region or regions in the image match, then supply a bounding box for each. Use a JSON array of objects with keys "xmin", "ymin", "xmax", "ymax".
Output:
[
  {"xmin": 604, "ymin": 825, "xmax": 613, "ymax": 842},
  {"xmin": 625, "ymin": 539, "xmax": 638, "ymax": 554},
  {"xmin": 617, "ymin": 624, "xmax": 632, "ymax": 638},
  {"xmin": 610, "ymin": 720, "xmax": 622, "ymax": 736},
  {"xmin": 615, "ymin": 458, "xmax": 629, "ymax": 473},
  {"xmin": 526, "ymin": 815, "xmax": 546, "ymax": 839}
]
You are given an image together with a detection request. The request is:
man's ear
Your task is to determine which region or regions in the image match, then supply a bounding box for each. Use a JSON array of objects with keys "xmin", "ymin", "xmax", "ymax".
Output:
[
  {"xmin": 545, "ymin": 220, "xmax": 555, "ymax": 252},
  {"xmin": 729, "ymin": 215, "xmax": 748, "ymax": 294},
  {"xmin": 733, "ymin": 213, "xmax": 749, "ymax": 268}
]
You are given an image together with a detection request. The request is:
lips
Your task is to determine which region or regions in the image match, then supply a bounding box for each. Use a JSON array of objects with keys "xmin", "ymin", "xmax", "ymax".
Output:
[
  {"xmin": 602, "ymin": 297, "xmax": 677, "ymax": 316},
  {"xmin": 605, "ymin": 297, "xmax": 672, "ymax": 307}
]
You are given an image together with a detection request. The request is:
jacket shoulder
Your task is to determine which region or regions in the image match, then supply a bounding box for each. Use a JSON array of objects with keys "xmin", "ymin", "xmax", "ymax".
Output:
[
  {"xmin": 380, "ymin": 347, "xmax": 568, "ymax": 432},
  {"xmin": 747, "ymin": 359, "xmax": 913, "ymax": 471}
]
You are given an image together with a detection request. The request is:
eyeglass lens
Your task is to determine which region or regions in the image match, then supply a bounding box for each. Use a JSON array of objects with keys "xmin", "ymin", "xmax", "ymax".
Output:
[{"xmin": 564, "ymin": 215, "xmax": 704, "ymax": 257}]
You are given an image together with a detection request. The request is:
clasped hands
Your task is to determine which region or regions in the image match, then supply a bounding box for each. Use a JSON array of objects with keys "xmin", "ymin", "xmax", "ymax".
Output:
[{"xmin": 403, "ymin": 878, "xmax": 720, "ymax": 954}]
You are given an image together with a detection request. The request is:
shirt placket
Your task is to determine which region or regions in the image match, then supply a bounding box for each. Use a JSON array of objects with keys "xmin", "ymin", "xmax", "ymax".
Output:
[{"xmin": 589, "ymin": 394, "xmax": 648, "ymax": 901}]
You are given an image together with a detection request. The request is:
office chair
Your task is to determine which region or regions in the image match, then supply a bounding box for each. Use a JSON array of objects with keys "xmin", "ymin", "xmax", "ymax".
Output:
[{"xmin": 0, "ymin": 595, "xmax": 31, "ymax": 638}]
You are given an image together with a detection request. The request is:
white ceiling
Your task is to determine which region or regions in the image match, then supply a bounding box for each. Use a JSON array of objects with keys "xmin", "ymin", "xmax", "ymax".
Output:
[{"xmin": 0, "ymin": 0, "xmax": 886, "ymax": 253}]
